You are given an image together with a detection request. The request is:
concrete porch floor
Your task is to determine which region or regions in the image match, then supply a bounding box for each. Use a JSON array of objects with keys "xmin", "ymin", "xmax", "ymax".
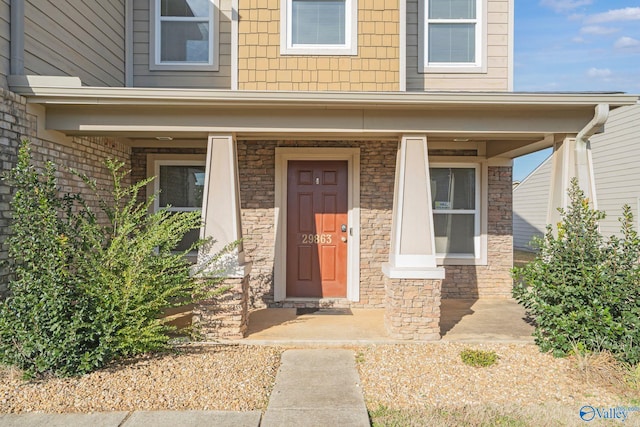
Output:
[{"xmin": 242, "ymin": 299, "xmax": 535, "ymax": 344}]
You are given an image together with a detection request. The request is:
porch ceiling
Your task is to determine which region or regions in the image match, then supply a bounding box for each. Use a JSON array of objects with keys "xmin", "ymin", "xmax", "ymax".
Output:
[{"xmin": 11, "ymin": 78, "xmax": 638, "ymax": 159}]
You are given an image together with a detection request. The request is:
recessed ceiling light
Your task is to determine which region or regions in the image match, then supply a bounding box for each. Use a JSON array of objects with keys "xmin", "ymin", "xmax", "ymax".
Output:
[
  {"xmin": 453, "ymin": 138, "xmax": 470, "ymax": 142},
  {"xmin": 155, "ymin": 136, "xmax": 174, "ymax": 141}
]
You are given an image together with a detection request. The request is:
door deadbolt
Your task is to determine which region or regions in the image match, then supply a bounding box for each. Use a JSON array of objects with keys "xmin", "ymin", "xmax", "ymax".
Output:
[{"xmin": 341, "ymin": 224, "xmax": 347, "ymax": 232}]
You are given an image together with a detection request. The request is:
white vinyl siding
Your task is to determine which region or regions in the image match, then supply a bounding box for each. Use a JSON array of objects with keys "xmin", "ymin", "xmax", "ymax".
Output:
[
  {"xmin": 23, "ymin": 0, "xmax": 125, "ymax": 87},
  {"xmin": 407, "ymin": 0, "xmax": 509, "ymax": 91},
  {"xmin": 132, "ymin": 0, "xmax": 231, "ymax": 88},
  {"xmin": 590, "ymin": 105, "xmax": 640, "ymax": 237},
  {"xmin": 280, "ymin": 0, "xmax": 357, "ymax": 55},
  {"xmin": 512, "ymin": 156, "xmax": 552, "ymax": 250}
]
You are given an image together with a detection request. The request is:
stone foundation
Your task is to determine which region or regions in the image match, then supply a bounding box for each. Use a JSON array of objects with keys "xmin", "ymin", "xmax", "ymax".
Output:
[
  {"xmin": 384, "ymin": 278, "xmax": 442, "ymax": 340},
  {"xmin": 193, "ymin": 276, "xmax": 250, "ymax": 340}
]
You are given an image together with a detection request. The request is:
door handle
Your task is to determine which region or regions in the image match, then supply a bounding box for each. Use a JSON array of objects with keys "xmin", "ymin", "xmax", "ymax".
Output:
[{"xmin": 341, "ymin": 236, "xmax": 347, "ymax": 242}]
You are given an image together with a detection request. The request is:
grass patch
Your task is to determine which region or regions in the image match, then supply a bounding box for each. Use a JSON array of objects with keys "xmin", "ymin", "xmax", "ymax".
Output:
[
  {"xmin": 571, "ymin": 347, "xmax": 640, "ymax": 399},
  {"xmin": 460, "ymin": 348, "xmax": 499, "ymax": 367},
  {"xmin": 369, "ymin": 404, "xmax": 538, "ymax": 427}
]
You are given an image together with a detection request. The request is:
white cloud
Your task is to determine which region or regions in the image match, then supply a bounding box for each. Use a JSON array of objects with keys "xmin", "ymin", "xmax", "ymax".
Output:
[
  {"xmin": 614, "ymin": 36, "xmax": 640, "ymax": 50},
  {"xmin": 571, "ymin": 36, "xmax": 585, "ymax": 43},
  {"xmin": 586, "ymin": 67, "xmax": 612, "ymax": 78},
  {"xmin": 580, "ymin": 25, "xmax": 618, "ymax": 35},
  {"xmin": 540, "ymin": 0, "xmax": 592, "ymax": 13},
  {"xmin": 585, "ymin": 7, "xmax": 640, "ymax": 24}
]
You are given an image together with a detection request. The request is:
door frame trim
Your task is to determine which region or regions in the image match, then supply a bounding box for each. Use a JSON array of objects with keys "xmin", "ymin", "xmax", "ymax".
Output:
[{"xmin": 274, "ymin": 147, "xmax": 361, "ymax": 302}]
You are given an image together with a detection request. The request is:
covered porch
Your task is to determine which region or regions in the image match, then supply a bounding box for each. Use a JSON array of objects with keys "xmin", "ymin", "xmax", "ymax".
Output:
[
  {"xmin": 242, "ymin": 298, "xmax": 534, "ymax": 344},
  {"xmin": 9, "ymin": 76, "xmax": 637, "ymax": 341}
]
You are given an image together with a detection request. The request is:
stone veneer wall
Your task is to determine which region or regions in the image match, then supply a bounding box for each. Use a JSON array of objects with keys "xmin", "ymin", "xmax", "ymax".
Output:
[
  {"xmin": 0, "ymin": 88, "xmax": 131, "ymax": 294},
  {"xmin": 126, "ymin": 143, "xmax": 512, "ymax": 309},
  {"xmin": 384, "ymin": 278, "xmax": 441, "ymax": 340},
  {"xmin": 441, "ymin": 166, "xmax": 514, "ymax": 298},
  {"xmin": 192, "ymin": 276, "xmax": 250, "ymax": 340},
  {"xmin": 237, "ymin": 140, "xmax": 397, "ymax": 309}
]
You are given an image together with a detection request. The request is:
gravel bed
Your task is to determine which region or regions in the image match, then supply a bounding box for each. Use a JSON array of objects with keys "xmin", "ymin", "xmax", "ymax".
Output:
[
  {"xmin": 0, "ymin": 345, "xmax": 282, "ymax": 414},
  {"xmin": 1, "ymin": 342, "xmax": 632, "ymax": 415},
  {"xmin": 356, "ymin": 343, "xmax": 626, "ymax": 409}
]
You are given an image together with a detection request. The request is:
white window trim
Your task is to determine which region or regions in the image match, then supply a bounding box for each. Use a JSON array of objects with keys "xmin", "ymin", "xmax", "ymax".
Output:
[
  {"xmin": 430, "ymin": 160, "xmax": 488, "ymax": 266},
  {"xmin": 418, "ymin": 0, "xmax": 487, "ymax": 73},
  {"xmin": 147, "ymin": 155, "xmax": 207, "ymax": 255},
  {"xmin": 149, "ymin": 0, "xmax": 219, "ymax": 71},
  {"xmin": 280, "ymin": 0, "xmax": 358, "ymax": 56}
]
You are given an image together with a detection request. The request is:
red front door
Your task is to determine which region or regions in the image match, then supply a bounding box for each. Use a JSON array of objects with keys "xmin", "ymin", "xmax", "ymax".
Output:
[{"xmin": 286, "ymin": 160, "xmax": 348, "ymax": 298}]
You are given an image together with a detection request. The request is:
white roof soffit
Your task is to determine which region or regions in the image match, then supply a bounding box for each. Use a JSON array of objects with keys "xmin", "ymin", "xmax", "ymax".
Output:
[{"xmin": 8, "ymin": 76, "xmax": 638, "ymax": 108}]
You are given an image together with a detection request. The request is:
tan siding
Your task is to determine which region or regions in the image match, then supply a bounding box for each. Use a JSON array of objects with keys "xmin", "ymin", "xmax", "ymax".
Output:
[
  {"xmin": 132, "ymin": 0, "xmax": 231, "ymax": 89},
  {"xmin": 406, "ymin": 0, "xmax": 510, "ymax": 92},
  {"xmin": 23, "ymin": 0, "xmax": 125, "ymax": 86},
  {"xmin": 513, "ymin": 156, "xmax": 552, "ymax": 250},
  {"xmin": 590, "ymin": 105, "xmax": 640, "ymax": 237},
  {"xmin": 0, "ymin": 0, "xmax": 10, "ymax": 88},
  {"xmin": 237, "ymin": 0, "xmax": 400, "ymax": 91}
]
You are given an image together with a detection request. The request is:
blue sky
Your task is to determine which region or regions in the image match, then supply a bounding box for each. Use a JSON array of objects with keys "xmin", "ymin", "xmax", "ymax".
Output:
[{"xmin": 512, "ymin": 0, "xmax": 640, "ymax": 181}]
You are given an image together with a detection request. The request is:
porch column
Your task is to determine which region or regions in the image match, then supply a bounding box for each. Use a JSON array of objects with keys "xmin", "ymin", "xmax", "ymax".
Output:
[
  {"xmin": 193, "ymin": 134, "xmax": 251, "ymax": 340},
  {"xmin": 382, "ymin": 135, "xmax": 444, "ymax": 341},
  {"xmin": 548, "ymin": 104, "xmax": 607, "ymax": 228},
  {"xmin": 547, "ymin": 136, "xmax": 598, "ymax": 229}
]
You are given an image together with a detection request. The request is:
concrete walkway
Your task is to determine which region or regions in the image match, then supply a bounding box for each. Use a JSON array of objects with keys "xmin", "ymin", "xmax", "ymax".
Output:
[
  {"xmin": 0, "ymin": 410, "xmax": 262, "ymax": 427},
  {"xmin": 261, "ymin": 349, "xmax": 370, "ymax": 427}
]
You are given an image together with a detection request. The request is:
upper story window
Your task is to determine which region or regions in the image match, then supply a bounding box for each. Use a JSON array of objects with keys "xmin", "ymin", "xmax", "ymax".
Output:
[
  {"xmin": 420, "ymin": 0, "xmax": 485, "ymax": 73},
  {"xmin": 150, "ymin": 0, "xmax": 219, "ymax": 71},
  {"xmin": 280, "ymin": 0, "xmax": 358, "ymax": 55}
]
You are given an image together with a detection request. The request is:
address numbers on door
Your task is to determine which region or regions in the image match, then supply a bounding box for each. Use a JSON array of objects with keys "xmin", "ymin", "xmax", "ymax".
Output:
[{"xmin": 300, "ymin": 234, "xmax": 333, "ymax": 244}]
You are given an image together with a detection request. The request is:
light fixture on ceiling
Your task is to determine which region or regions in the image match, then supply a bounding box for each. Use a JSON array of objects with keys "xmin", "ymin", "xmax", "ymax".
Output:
[
  {"xmin": 453, "ymin": 138, "xmax": 470, "ymax": 142},
  {"xmin": 155, "ymin": 136, "xmax": 174, "ymax": 141}
]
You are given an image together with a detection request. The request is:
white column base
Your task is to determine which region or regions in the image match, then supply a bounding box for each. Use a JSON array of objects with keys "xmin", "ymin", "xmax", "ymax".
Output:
[{"xmin": 382, "ymin": 263, "xmax": 445, "ymax": 279}]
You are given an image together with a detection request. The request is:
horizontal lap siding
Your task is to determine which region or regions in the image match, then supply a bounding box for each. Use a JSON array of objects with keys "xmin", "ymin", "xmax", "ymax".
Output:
[
  {"xmin": 23, "ymin": 0, "xmax": 125, "ymax": 86},
  {"xmin": 0, "ymin": 0, "xmax": 9, "ymax": 88},
  {"xmin": 132, "ymin": 0, "xmax": 231, "ymax": 88},
  {"xmin": 512, "ymin": 156, "xmax": 551, "ymax": 250},
  {"xmin": 591, "ymin": 105, "xmax": 640, "ymax": 237},
  {"xmin": 406, "ymin": 0, "xmax": 510, "ymax": 91}
]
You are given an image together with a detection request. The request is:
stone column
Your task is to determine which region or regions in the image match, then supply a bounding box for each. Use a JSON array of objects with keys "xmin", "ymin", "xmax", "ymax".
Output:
[
  {"xmin": 193, "ymin": 134, "xmax": 251, "ymax": 340},
  {"xmin": 382, "ymin": 135, "xmax": 444, "ymax": 340},
  {"xmin": 385, "ymin": 278, "xmax": 441, "ymax": 340}
]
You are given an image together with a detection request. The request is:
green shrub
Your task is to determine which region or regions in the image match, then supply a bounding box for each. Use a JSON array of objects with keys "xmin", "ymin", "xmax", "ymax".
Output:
[
  {"xmin": 460, "ymin": 349, "xmax": 498, "ymax": 367},
  {"xmin": 0, "ymin": 140, "xmax": 222, "ymax": 377},
  {"xmin": 512, "ymin": 178, "xmax": 640, "ymax": 365}
]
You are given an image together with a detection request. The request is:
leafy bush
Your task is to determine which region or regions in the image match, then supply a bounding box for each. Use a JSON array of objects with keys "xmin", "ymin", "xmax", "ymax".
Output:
[
  {"xmin": 0, "ymin": 140, "xmax": 221, "ymax": 377},
  {"xmin": 513, "ymin": 178, "xmax": 640, "ymax": 365},
  {"xmin": 460, "ymin": 349, "xmax": 498, "ymax": 367}
]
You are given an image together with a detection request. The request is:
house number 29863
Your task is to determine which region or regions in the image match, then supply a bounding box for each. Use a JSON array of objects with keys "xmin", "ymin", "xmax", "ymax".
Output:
[{"xmin": 301, "ymin": 234, "xmax": 332, "ymax": 244}]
